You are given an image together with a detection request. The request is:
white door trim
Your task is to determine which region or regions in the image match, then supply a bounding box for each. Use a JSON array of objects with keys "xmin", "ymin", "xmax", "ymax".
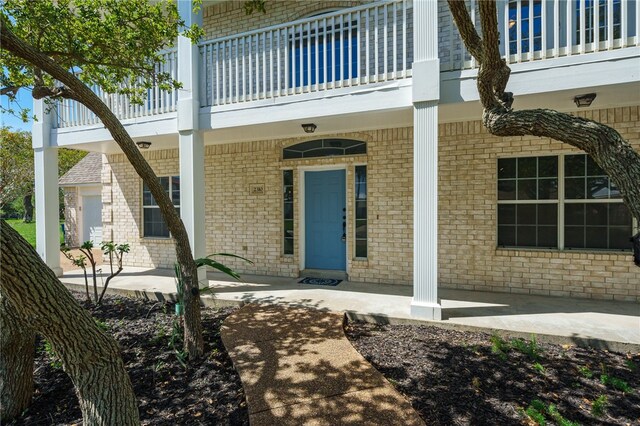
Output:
[{"xmin": 298, "ymin": 165, "xmax": 348, "ymax": 274}]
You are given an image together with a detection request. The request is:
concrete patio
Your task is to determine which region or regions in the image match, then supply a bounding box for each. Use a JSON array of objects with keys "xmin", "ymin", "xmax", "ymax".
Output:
[{"xmin": 60, "ymin": 267, "xmax": 640, "ymax": 352}]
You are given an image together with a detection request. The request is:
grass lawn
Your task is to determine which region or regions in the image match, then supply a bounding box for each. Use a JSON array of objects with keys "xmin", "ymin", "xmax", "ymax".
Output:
[{"xmin": 6, "ymin": 218, "xmax": 64, "ymax": 247}]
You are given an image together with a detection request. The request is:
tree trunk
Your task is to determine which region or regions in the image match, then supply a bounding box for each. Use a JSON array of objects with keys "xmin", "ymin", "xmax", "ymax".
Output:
[
  {"xmin": 22, "ymin": 192, "xmax": 33, "ymax": 223},
  {"xmin": 0, "ymin": 220, "xmax": 140, "ymax": 425},
  {"xmin": 0, "ymin": 25, "xmax": 204, "ymax": 357},
  {"xmin": 0, "ymin": 291, "xmax": 35, "ymax": 422}
]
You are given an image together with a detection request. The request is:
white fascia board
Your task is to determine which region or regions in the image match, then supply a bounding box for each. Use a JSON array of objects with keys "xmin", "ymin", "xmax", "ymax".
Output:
[
  {"xmin": 441, "ymin": 48, "xmax": 640, "ymax": 104},
  {"xmin": 52, "ymin": 113, "xmax": 177, "ymax": 147},
  {"xmin": 60, "ymin": 182, "xmax": 102, "ymax": 188},
  {"xmin": 200, "ymin": 81, "xmax": 413, "ymax": 130}
]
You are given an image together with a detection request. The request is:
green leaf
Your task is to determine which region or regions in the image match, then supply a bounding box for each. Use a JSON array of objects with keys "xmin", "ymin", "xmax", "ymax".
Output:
[
  {"xmin": 196, "ymin": 258, "xmax": 240, "ymax": 280},
  {"xmin": 203, "ymin": 252, "xmax": 254, "ymax": 265}
]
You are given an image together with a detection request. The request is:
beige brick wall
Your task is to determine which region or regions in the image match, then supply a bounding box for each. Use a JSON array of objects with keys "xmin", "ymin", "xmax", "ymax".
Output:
[
  {"xmin": 203, "ymin": 1, "xmax": 367, "ymax": 39},
  {"xmin": 438, "ymin": 106, "xmax": 640, "ymax": 302},
  {"xmin": 104, "ymin": 128, "xmax": 413, "ymax": 284},
  {"xmin": 103, "ymin": 106, "xmax": 639, "ymax": 302},
  {"xmin": 102, "ymin": 150, "xmax": 179, "ymax": 268},
  {"xmin": 202, "ymin": 128, "xmax": 413, "ymax": 283}
]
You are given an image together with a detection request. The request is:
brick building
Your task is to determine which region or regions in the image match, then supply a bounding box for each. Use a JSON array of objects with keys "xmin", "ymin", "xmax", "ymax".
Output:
[{"xmin": 34, "ymin": 1, "xmax": 640, "ymax": 321}]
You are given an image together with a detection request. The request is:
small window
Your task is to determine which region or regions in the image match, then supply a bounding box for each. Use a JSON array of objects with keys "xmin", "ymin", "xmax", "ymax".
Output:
[
  {"xmin": 143, "ymin": 176, "xmax": 180, "ymax": 238},
  {"xmin": 355, "ymin": 165, "xmax": 367, "ymax": 258},
  {"xmin": 283, "ymin": 170, "xmax": 294, "ymax": 255},
  {"xmin": 283, "ymin": 139, "xmax": 366, "ymax": 159},
  {"xmin": 508, "ymin": 0, "xmax": 542, "ymax": 55},
  {"xmin": 578, "ymin": 0, "xmax": 622, "ymax": 44}
]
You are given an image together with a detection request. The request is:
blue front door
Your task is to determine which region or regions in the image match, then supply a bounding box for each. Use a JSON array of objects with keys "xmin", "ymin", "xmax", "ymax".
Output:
[{"xmin": 305, "ymin": 170, "xmax": 346, "ymax": 270}]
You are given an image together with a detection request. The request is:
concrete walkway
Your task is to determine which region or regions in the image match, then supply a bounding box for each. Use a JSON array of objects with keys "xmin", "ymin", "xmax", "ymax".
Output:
[
  {"xmin": 60, "ymin": 267, "xmax": 640, "ymax": 351},
  {"xmin": 221, "ymin": 303, "xmax": 425, "ymax": 425}
]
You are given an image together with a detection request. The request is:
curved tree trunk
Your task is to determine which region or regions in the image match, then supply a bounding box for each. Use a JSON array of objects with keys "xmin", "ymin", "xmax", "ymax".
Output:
[
  {"xmin": 0, "ymin": 292, "xmax": 35, "ymax": 422},
  {"xmin": 1, "ymin": 220, "xmax": 140, "ymax": 425},
  {"xmin": 447, "ymin": 0, "xmax": 640, "ymax": 260},
  {"xmin": 0, "ymin": 25, "xmax": 204, "ymax": 357}
]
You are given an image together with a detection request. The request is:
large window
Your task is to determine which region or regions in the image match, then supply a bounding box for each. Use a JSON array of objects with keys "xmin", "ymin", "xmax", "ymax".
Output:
[
  {"xmin": 143, "ymin": 176, "xmax": 180, "ymax": 238},
  {"xmin": 497, "ymin": 154, "xmax": 633, "ymax": 251},
  {"xmin": 563, "ymin": 154, "xmax": 631, "ymax": 249},
  {"xmin": 283, "ymin": 170, "xmax": 294, "ymax": 255},
  {"xmin": 289, "ymin": 20, "xmax": 358, "ymax": 88},
  {"xmin": 355, "ymin": 165, "xmax": 367, "ymax": 258}
]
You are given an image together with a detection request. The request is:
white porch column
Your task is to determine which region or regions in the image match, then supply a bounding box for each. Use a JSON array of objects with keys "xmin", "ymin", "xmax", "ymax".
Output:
[
  {"xmin": 177, "ymin": 1, "xmax": 207, "ymax": 286},
  {"xmin": 411, "ymin": 0, "xmax": 441, "ymax": 320},
  {"xmin": 33, "ymin": 98, "xmax": 62, "ymax": 276}
]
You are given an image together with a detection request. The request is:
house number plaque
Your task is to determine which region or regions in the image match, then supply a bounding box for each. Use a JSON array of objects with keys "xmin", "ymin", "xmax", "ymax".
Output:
[{"xmin": 250, "ymin": 184, "xmax": 265, "ymax": 195}]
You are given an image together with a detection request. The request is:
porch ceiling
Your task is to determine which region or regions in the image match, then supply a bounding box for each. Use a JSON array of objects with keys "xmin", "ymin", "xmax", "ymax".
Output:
[{"xmin": 440, "ymin": 81, "xmax": 640, "ymax": 124}]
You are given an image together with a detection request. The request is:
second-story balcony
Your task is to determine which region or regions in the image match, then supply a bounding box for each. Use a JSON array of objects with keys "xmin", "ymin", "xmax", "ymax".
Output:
[
  {"xmin": 53, "ymin": 0, "xmax": 639, "ymax": 131},
  {"xmin": 198, "ymin": 0, "xmax": 414, "ymax": 108}
]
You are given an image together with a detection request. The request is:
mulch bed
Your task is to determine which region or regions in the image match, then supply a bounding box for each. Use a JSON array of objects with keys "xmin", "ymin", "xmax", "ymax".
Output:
[
  {"xmin": 10, "ymin": 293, "xmax": 249, "ymax": 425},
  {"xmin": 346, "ymin": 322, "xmax": 640, "ymax": 426}
]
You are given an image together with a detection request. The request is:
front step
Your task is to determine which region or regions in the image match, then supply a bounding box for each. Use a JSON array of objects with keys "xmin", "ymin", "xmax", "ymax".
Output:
[{"xmin": 300, "ymin": 269, "xmax": 348, "ymax": 281}]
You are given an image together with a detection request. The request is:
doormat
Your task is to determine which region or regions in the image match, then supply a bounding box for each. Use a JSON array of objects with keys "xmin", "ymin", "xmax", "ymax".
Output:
[{"xmin": 298, "ymin": 277, "xmax": 342, "ymax": 286}]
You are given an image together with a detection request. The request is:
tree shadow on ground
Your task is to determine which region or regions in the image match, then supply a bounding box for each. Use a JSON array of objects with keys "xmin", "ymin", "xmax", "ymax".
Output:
[{"xmin": 221, "ymin": 302, "xmax": 425, "ymax": 425}]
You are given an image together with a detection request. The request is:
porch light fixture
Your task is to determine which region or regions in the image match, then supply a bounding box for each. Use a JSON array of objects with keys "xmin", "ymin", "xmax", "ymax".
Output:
[
  {"xmin": 136, "ymin": 141, "xmax": 152, "ymax": 149},
  {"xmin": 573, "ymin": 93, "xmax": 596, "ymax": 108},
  {"xmin": 301, "ymin": 123, "xmax": 317, "ymax": 134}
]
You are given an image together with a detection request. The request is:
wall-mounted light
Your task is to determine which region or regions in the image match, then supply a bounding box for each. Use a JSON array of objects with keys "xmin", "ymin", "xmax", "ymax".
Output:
[
  {"xmin": 573, "ymin": 93, "xmax": 596, "ymax": 108},
  {"xmin": 136, "ymin": 141, "xmax": 152, "ymax": 149},
  {"xmin": 301, "ymin": 123, "xmax": 317, "ymax": 134}
]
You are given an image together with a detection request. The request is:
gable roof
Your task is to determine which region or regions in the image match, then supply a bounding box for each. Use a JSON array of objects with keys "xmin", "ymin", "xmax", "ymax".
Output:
[{"xmin": 58, "ymin": 152, "xmax": 103, "ymax": 186}]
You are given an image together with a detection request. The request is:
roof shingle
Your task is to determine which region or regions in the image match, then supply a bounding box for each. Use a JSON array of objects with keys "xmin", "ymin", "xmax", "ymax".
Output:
[{"xmin": 58, "ymin": 152, "xmax": 103, "ymax": 186}]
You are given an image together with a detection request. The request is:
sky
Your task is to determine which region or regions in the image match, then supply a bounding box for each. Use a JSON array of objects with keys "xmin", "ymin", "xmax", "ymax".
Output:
[{"xmin": 1, "ymin": 88, "xmax": 34, "ymax": 132}]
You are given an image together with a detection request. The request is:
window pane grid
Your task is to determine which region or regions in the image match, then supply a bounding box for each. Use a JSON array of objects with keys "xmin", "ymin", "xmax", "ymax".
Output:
[
  {"xmin": 142, "ymin": 176, "xmax": 180, "ymax": 238},
  {"xmin": 355, "ymin": 165, "xmax": 367, "ymax": 258},
  {"xmin": 508, "ymin": 1, "xmax": 542, "ymax": 55},
  {"xmin": 579, "ymin": 0, "xmax": 622, "ymax": 44},
  {"xmin": 283, "ymin": 170, "xmax": 294, "ymax": 255},
  {"xmin": 498, "ymin": 154, "xmax": 632, "ymax": 251}
]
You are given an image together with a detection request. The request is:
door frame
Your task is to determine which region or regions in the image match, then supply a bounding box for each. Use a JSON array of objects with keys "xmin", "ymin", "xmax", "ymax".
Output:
[{"xmin": 298, "ymin": 165, "xmax": 348, "ymax": 273}]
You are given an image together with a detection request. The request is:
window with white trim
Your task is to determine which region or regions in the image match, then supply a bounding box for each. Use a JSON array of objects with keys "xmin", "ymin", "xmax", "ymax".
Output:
[
  {"xmin": 142, "ymin": 176, "xmax": 180, "ymax": 238},
  {"xmin": 578, "ymin": 0, "xmax": 622, "ymax": 45},
  {"xmin": 507, "ymin": 0, "xmax": 542, "ymax": 55},
  {"xmin": 289, "ymin": 18, "xmax": 358, "ymax": 88},
  {"xmin": 497, "ymin": 154, "xmax": 633, "ymax": 251}
]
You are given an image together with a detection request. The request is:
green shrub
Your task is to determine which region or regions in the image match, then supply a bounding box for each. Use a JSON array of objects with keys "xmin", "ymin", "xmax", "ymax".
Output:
[
  {"xmin": 490, "ymin": 334, "xmax": 511, "ymax": 359},
  {"xmin": 600, "ymin": 374, "xmax": 633, "ymax": 393},
  {"xmin": 578, "ymin": 365, "xmax": 593, "ymax": 378},
  {"xmin": 511, "ymin": 335, "xmax": 543, "ymax": 360},
  {"xmin": 591, "ymin": 395, "xmax": 608, "ymax": 417},
  {"xmin": 43, "ymin": 340, "xmax": 62, "ymax": 369},
  {"xmin": 533, "ymin": 362, "xmax": 545, "ymax": 373},
  {"xmin": 524, "ymin": 399, "xmax": 578, "ymax": 426}
]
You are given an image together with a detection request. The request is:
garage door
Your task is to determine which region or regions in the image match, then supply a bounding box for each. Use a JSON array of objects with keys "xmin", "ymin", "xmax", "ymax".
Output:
[{"xmin": 82, "ymin": 195, "xmax": 103, "ymax": 244}]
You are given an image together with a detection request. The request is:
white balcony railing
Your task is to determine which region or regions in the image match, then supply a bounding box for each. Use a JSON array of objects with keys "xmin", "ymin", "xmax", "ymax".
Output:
[
  {"xmin": 442, "ymin": 0, "xmax": 639, "ymax": 71},
  {"xmin": 53, "ymin": 49, "xmax": 178, "ymax": 128},
  {"xmin": 51, "ymin": 1, "xmax": 638, "ymax": 130},
  {"xmin": 199, "ymin": 0, "xmax": 414, "ymax": 107}
]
